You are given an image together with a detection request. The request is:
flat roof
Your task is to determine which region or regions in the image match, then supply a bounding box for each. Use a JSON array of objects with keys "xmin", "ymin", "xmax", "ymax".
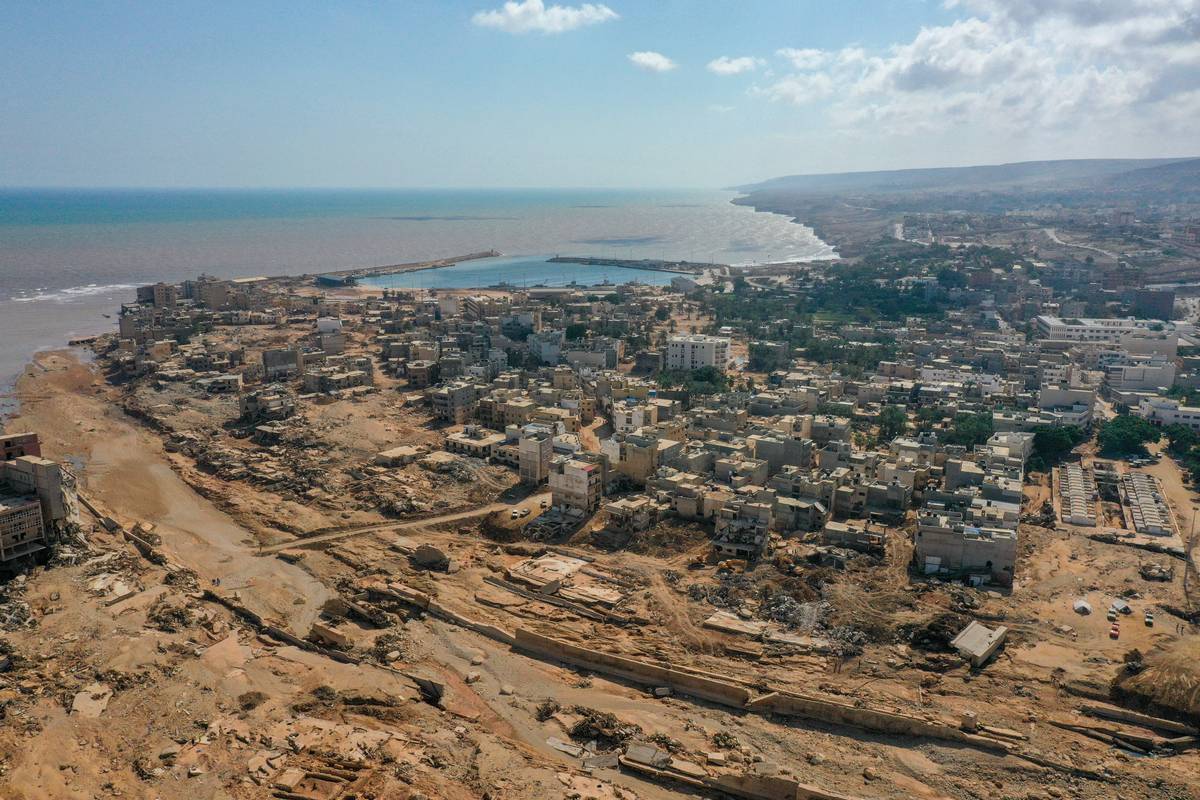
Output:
[{"xmin": 0, "ymin": 493, "xmax": 40, "ymax": 514}]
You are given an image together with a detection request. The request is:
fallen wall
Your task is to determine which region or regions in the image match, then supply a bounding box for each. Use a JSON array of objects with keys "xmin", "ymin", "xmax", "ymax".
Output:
[
  {"xmin": 746, "ymin": 692, "xmax": 1009, "ymax": 753},
  {"xmin": 514, "ymin": 628, "xmax": 752, "ymax": 708},
  {"xmin": 364, "ymin": 582, "xmax": 517, "ymax": 646}
]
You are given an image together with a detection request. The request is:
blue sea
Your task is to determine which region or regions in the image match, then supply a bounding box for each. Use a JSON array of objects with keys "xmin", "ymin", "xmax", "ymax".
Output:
[{"xmin": 0, "ymin": 188, "xmax": 834, "ymax": 399}]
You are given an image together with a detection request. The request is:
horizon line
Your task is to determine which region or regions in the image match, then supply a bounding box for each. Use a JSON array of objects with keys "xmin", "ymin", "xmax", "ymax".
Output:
[{"xmin": 0, "ymin": 184, "xmax": 728, "ymax": 193}]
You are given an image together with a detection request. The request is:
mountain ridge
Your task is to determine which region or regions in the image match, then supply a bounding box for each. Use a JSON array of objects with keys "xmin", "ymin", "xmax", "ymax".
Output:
[{"xmin": 735, "ymin": 157, "xmax": 1200, "ymax": 196}]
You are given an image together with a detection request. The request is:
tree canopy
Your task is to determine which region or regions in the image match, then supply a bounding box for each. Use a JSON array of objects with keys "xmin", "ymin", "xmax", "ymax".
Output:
[
  {"xmin": 878, "ymin": 405, "xmax": 907, "ymax": 441},
  {"xmin": 943, "ymin": 412, "xmax": 994, "ymax": 448},
  {"xmin": 1097, "ymin": 415, "xmax": 1160, "ymax": 456}
]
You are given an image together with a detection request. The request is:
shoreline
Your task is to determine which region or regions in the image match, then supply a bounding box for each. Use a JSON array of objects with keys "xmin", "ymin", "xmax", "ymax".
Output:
[{"xmin": 0, "ymin": 191, "xmax": 838, "ymax": 417}]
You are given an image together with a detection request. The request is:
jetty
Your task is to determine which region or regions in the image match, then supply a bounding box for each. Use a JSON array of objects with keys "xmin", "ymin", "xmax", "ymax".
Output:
[
  {"xmin": 547, "ymin": 255, "xmax": 720, "ymax": 274},
  {"xmin": 315, "ymin": 250, "xmax": 501, "ymax": 286}
]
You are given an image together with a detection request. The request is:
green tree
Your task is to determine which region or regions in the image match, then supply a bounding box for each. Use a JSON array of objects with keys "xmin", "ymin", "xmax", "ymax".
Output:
[
  {"xmin": 936, "ymin": 267, "xmax": 967, "ymax": 288},
  {"xmin": 658, "ymin": 366, "xmax": 728, "ymax": 396},
  {"xmin": 565, "ymin": 323, "xmax": 587, "ymax": 341},
  {"xmin": 944, "ymin": 412, "xmax": 994, "ymax": 447},
  {"xmin": 878, "ymin": 405, "xmax": 907, "ymax": 441},
  {"xmin": 654, "ymin": 306, "xmax": 670, "ymax": 321},
  {"xmin": 1032, "ymin": 425, "xmax": 1087, "ymax": 464},
  {"xmin": 1097, "ymin": 415, "xmax": 1160, "ymax": 456},
  {"xmin": 1162, "ymin": 424, "xmax": 1198, "ymax": 456}
]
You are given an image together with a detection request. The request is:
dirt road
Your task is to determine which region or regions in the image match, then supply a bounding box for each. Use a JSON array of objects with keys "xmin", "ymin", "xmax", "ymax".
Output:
[{"xmin": 258, "ymin": 494, "xmax": 550, "ymax": 553}]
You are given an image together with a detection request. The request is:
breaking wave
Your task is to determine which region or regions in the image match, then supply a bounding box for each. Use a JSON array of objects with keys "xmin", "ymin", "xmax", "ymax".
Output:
[{"xmin": 9, "ymin": 283, "xmax": 137, "ymax": 304}]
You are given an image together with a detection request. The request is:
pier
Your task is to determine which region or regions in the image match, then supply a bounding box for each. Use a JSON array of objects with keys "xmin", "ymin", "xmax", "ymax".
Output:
[
  {"xmin": 315, "ymin": 250, "xmax": 501, "ymax": 285},
  {"xmin": 546, "ymin": 255, "xmax": 721, "ymax": 274}
]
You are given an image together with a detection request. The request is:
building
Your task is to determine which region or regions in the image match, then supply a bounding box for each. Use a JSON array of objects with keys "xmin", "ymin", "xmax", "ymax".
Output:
[
  {"xmin": 1103, "ymin": 358, "xmax": 1175, "ymax": 392},
  {"xmin": 666, "ymin": 334, "xmax": 731, "ymax": 371},
  {"xmin": 144, "ymin": 281, "xmax": 176, "ymax": 307},
  {"xmin": 1034, "ymin": 316, "xmax": 1162, "ymax": 344},
  {"xmin": 548, "ymin": 453, "xmax": 607, "ymax": 512},
  {"xmin": 1121, "ymin": 472, "xmax": 1176, "ymax": 536},
  {"xmin": 0, "ymin": 492, "xmax": 46, "ymax": 563},
  {"xmin": 238, "ymin": 387, "xmax": 296, "ymax": 422},
  {"xmin": 1058, "ymin": 465, "xmax": 1098, "ymax": 526},
  {"xmin": 374, "ymin": 445, "xmax": 421, "ymax": 467},
  {"xmin": 406, "ymin": 360, "xmax": 440, "ymax": 389},
  {"xmin": 528, "ymin": 330, "xmax": 564, "ymax": 365},
  {"xmin": 603, "ymin": 495, "xmax": 664, "ymax": 538},
  {"xmin": 430, "ymin": 382, "xmax": 479, "ymax": 424},
  {"xmin": 821, "ymin": 521, "xmax": 885, "ymax": 554},
  {"xmin": 0, "ymin": 445, "xmax": 72, "ymax": 564},
  {"xmin": 445, "ymin": 426, "xmax": 507, "ymax": 460},
  {"xmin": 1132, "ymin": 289, "xmax": 1175, "ymax": 321},
  {"xmin": 262, "ymin": 348, "xmax": 303, "ymax": 381},
  {"xmin": 1, "ymin": 433, "xmax": 41, "ymax": 461},
  {"xmin": 611, "ymin": 401, "xmax": 658, "ymax": 434},
  {"xmin": 518, "ymin": 427, "xmax": 553, "ymax": 484},
  {"xmin": 914, "ymin": 512, "xmax": 1016, "ymax": 586},
  {"xmin": 1038, "ymin": 385, "xmax": 1095, "ymax": 427},
  {"xmin": 194, "ymin": 277, "xmax": 231, "ymax": 310},
  {"xmin": 1136, "ymin": 397, "xmax": 1200, "ymax": 431},
  {"xmin": 712, "ymin": 498, "xmax": 773, "ymax": 561}
]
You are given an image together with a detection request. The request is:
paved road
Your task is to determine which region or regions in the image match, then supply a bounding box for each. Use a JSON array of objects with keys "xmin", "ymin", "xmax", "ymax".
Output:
[{"xmin": 258, "ymin": 492, "xmax": 551, "ymax": 553}]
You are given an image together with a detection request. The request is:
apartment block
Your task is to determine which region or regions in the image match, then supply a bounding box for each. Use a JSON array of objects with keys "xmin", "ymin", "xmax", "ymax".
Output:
[{"xmin": 666, "ymin": 334, "xmax": 731, "ymax": 371}]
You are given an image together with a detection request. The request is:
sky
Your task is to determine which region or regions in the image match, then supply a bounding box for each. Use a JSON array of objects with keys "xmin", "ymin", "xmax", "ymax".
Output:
[{"xmin": 1, "ymin": 0, "xmax": 1197, "ymax": 188}]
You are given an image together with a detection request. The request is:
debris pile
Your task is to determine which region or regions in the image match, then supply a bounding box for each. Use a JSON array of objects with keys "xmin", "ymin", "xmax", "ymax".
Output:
[
  {"xmin": 368, "ymin": 631, "xmax": 412, "ymax": 665},
  {"xmin": 146, "ymin": 596, "xmax": 196, "ymax": 632},
  {"xmin": 568, "ymin": 706, "xmax": 642, "ymax": 751}
]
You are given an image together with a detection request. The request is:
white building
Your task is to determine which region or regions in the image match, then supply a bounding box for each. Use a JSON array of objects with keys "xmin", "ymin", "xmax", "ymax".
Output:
[
  {"xmin": 666, "ymin": 334, "xmax": 731, "ymax": 371},
  {"xmin": 1038, "ymin": 385, "xmax": 1095, "ymax": 427},
  {"xmin": 611, "ymin": 400, "xmax": 658, "ymax": 434},
  {"xmin": 1034, "ymin": 316, "xmax": 1174, "ymax": 345},
  {"xmin": 1137, "ymin": 397, "xmax": 1200, "ymax": 431},
  {"xmin": 1104, "ymin": 359, "xmax": 1176, "ymax": 392}
]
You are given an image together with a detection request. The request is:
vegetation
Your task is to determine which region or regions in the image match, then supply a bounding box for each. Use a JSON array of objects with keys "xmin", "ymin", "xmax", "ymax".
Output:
[
  {"xmin": 802, "ymin": 338, "xmax": 897, "ymax": 378},
  {"xmin": 878, "ymin": 405, "xmax": 907, "ymax": 440},
  {"xmin": 658, "ymin": 366, "xmax": 728, "ymax": 396},
  {"xmin": 943, "ymin": 412, "xmax": 994, "ymax": 448},
  {"xmin": 1028, "ymin": 425, "xmax": 1088, "ymax": 471},
  {"xmin": 1165, "ymin": 385, "xmax": 1200, "ymax": 406},
  {"xmin": 565, "ymin": 323, "xmax": 588, "ymax": 341},
  {"xmin": 1163, "ymin": 424, "xmax": 1200, "ymax": 483},
  {"xmin": 1097, "ymin": 414, "xmax": 1160, "ymax": 456}
]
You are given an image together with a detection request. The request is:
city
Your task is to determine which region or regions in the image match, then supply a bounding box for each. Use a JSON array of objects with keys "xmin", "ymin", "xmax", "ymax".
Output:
[
  {"xmin": 3, "ymin": 213, "xmax": 1200, "ymax": 797},
  {"xmin": 2, "ymin": 1, "xmax": 1199, "ymax": 798}
]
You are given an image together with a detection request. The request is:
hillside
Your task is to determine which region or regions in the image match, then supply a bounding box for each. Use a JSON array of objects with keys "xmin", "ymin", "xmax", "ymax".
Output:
[
  {"xmin": 1100, "ymin": 157, "xmax": 1200, "ymax": 196},
  {"xmin": 737, "ymin": 158, "xmax": 1196, "ymax": 196}
]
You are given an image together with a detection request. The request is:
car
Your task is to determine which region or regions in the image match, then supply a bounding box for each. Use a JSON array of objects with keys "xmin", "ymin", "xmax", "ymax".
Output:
[
  {"xmin": 1106, "ymin": 610, "xmax": 1118, "ymax": 622},
  {"xmin": 1109, "ymin": 626, "xmax": 1120, "ymax": 639},
  {"xmin": 510, "ymin": 510, "xmax": 520, "ymax": 519},
  {"xmin": 1145, "ymin": 612, "xmax": 1154, "ymax": 627},
  {"xmin": 539, "ymin": 500, "xmax": 549, "ymax": 508}
]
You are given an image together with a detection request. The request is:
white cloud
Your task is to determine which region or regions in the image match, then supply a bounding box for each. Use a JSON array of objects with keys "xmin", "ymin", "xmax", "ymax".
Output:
[
  {"xmin": 776, "ymin": 48, "xmax": 827, "ymax": 70},
  {"xmin": 707, "ymin": 56, "xmax": 764, "ymax": 75},
  {"xmin": 628, "ymin": 51, "xmax": 678, "ymax": 72},
  {"xmin": 755, "ymin": 1, "xmax": 1200, "ymax": 139},
  {"xmin": 753, "ymin": 72, "xmax": 835, "ymax": 104},
  {"xmin": 708, "ymin": 104, "xmax": 736, "ymax": 113},
  {"xmin": 472, "ymin": 0, "xmax": 618, "ymax": 34}
]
